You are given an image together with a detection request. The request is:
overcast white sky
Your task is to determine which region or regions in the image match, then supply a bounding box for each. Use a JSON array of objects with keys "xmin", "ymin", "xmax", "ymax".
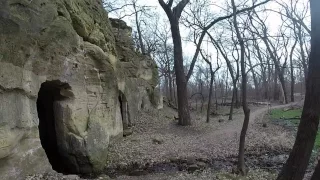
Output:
[
  {"xmin": 108, "ymin": 0, "xmax": 292, "ymax": 55},
  {"xmin": 108, "ymin": 0, "xmax": 310, "ymax": 82}
]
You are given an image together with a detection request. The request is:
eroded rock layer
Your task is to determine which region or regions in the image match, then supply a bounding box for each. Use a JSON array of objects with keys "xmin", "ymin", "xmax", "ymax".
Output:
[{"xmin": 0, "ymin": 0, "xmax": 159, "ymax": 179}]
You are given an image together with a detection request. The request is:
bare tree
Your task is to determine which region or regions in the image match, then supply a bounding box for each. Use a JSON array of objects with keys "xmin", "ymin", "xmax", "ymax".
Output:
[
  {"xmin": 289, "ymin": 34, "xmax": 298, "ymax": 102},
  {"xmin": 271, "ymin": 0, "xmax": 310, "ymax": 86},
  {"xmin": 183, "ymin": 0, "xmax": 271, "ymax": 83},
  {"xmin": 230, "ymin": 0, "xmax": 250, "ymax": 175},
  {"xmin": 153, "ymin": 24, "xmax": 175, "ymax": 103},
  {"xmin": 158, "ymin": 0, "xmax": 191, "ymax": 125},
  {"xmin": 199, "ymin": 49, "xmax": 220, "ymax": 123},
  {"xmin": 249, "ymin": 11, "xmax": 289, "ymax": 103},
  {"xmin": 277, "ymin": 0, "xmax": 320, "ymax": 179},
  {"xmin": 183, "ymin": 0, "xmax": 270, "ymax": 121},
  {"xmin": 209, "ymin": 33, "xmax": 240, "ymax": 120}
]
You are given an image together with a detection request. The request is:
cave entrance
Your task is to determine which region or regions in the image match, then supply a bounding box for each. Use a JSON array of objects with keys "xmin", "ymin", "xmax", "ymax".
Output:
[
  {"xmin": 36, "ymin": 80, "xmax": 73, "ymax": 174},
  {"xmin": 118, "ymin": 91, "xmax": 132, "ymax": 136},
  {"xmin": 118, "ymin": 91, "xmax": 129, "ymax": 129}
]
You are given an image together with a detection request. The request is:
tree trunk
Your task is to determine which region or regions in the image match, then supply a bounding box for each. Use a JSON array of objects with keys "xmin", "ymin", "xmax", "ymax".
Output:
[
  {"xmin": 235, "ymin": 87, "xmax": 240, "ymax": 108},
  {"xmin": 214, "ymin": 79, "xmax": 218, "ymax": 111},
  {"xmin": 164, "ymin": 42, "xmax": 173, "ymax": 102},
  {"xmin": 297, "ymin": 25, "xmax": 308, "ymax": 83},
  {"xmin": 277, "ymin": 0, "xmax": 320, "ymax": 178},
  {"xmin": 165, "ymin": 75, "xmax": 169, "ymax": 99},
  {"xmin": 173, "ymin": 79, "xmax": 177, "ymax": 105},
  {"xmin": 159, "ymin": 0, "xmax": 191, "ymax": 125},
  {"xmin": 279, "ymin": 75, "xmax": 288, "ymax": 104},
  {"xmin": 267, "ymin": 58, "xmax": 272, "ymax": 100},
  {"xmin": 206, "ymin": 70, "xmax": 214, "ymax": 123},
  {"xmin": 254, "ymin": 42, "xmax": 268, "ymax": 99},
  {"xmin": 273, "ymin": 67, "xmax": 279, "ymax": 101},
  {"xmin": 171, "ymin": 20, "xmax": 191, "ymax": 126},
  {"xmin": 247, "ymin": 49, "xmax": 259, "ymax": 99},
  {"xmin": 290, "ymin": 69, "xmax": 295, "ymax": 102},
  {"xmin": 290, "ymin": 39, "xmax": 297, "ymax": 102},
  {"xmin": 228, "ymin": 87, "xmax": 235, "ymax": 120},
  {"xmin": 220, "ymin": 81, "xmax": 224, "ymax": 104},
  {"xmin": 200, "ymin": 81, "xmax": 204, "ymax": 112},
  {"xmin": 231, "ymin": 0, "xmax": 250, "ymax": 175},
  {"xmin": 311, "ymin": 163, "xmax": 320, "ymax": 180},
  {"xmin": 169, "ymin": 73, "xmax": 173, "ymax": 101},
  {"xmin": 224, "ymin": 71, "xmax": 229, "ymax": 103}
]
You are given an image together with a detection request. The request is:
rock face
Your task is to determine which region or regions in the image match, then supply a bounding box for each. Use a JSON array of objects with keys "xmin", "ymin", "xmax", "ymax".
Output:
[{"xmin": 0, "ymin": 0, "xmax": 159, "ymax": 179}]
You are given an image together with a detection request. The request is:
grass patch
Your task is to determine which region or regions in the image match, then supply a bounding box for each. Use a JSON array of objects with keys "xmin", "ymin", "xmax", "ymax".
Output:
[
  {"xmin": 270, "ymin": 108, "xmax": 320, "ymax": 149},
  {"xmin": 270, "ymin": 109, "xmax": 302, "ymax": 119},
  {"xmin": 216, "ymin": 170, "xmax": 277, "ymax": 180},
  {"xmin": 315, "ymin": 132, "xmax": 320, "ymax": 148}
]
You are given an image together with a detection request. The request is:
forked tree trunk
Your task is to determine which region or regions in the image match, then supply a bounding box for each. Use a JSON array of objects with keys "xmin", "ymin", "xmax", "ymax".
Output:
[
  {"xmin": 159, "ymin": 0, "xmax": 191, "ymax": 126},
  {"xmin": 171, "ymin": 23, "xmax": 191, "ymax": 125},
  {"xmin": 277, "ymin": 0, "xmax": 320, "ymax": 179}
]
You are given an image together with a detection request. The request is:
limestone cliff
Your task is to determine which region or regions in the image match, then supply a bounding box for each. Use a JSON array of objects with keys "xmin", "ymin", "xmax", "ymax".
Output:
[{"xmin": 0, "ymin": 0, "xmax": 159, "ymax": 179}]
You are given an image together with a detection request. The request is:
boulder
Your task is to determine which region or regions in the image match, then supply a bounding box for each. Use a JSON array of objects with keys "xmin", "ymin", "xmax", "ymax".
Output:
[{"xmin": 0, "ymin": 0, "xmax": 159, "ymax": 178}]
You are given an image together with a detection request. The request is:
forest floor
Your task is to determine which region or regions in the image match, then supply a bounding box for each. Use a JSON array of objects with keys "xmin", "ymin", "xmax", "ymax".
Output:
[
  {"xmin": 102, "ymin": 102, "xmax": 299, "ymax": 180},
  {"xmin": 27, "ymin": 101, "xmax": 311, "ymax": 180}
]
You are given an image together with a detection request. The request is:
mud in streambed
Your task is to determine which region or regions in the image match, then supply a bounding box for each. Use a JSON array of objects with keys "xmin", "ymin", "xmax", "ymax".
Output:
[{"xmin": 102, "ymin": 149, "xmax": 290, "ymax": 178}]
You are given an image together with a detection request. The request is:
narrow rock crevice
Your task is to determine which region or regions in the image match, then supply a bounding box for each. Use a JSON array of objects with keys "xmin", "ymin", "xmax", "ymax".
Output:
[{"xmin": 119, "ymin": 91, "xmax": 132, "ymax": 136}]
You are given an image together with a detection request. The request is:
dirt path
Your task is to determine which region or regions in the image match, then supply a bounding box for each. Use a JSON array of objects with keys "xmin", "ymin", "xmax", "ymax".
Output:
[{"xmin": 212, "ymin": 102, "xmax": 297, "ymax": 142}]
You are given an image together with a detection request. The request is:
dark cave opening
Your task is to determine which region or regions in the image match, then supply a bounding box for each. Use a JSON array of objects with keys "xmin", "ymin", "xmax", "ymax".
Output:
[
  {"xmin": 118, "ymin": 91, "xmax": 130, "ymax": 132},
  {"xmin": 36, "ymin": 80, "xmax": 72, "ymax": 174}
]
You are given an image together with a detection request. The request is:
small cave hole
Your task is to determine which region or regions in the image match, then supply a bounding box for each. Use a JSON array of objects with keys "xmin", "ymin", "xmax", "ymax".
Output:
[
  {"xmin": 140, "ymin": 100, "xmax": 144, "ymax": 110},
  {"xmin": 36, "ymin": 80, "xmax": 73, "ymax": 174},
  {"xmin": 118, "ymin": 92, "xmax": 131, "ymax": 134}
]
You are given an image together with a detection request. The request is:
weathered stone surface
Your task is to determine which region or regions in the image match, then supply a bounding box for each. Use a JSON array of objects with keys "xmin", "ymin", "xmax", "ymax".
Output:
[
  {"xmin": 0, "ymin": 0, "xmax": 159, "ymax": 179},
  {"xmin": 109, "ymin": 18, "xmax": 160, "ymax": 128},
  {"xmin": 0, "ymin": 138, "xmax": 54, "ymax": 180}
]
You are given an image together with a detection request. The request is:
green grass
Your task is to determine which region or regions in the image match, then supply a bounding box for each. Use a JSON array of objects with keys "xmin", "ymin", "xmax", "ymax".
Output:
[
  {"xmin": 270, "ymin": 108, "xmax": 320, "ymax": 149},
  {"xmin": 315, "ymin": 132, "xmax": 320, "ymax": 149},
  {"xmin": 216, "ymin": 170, "xmax": 277, "ymax": 180},
  {"xmin": 270, "ymin": 109, "xmax": 302, "ymax": 120}
]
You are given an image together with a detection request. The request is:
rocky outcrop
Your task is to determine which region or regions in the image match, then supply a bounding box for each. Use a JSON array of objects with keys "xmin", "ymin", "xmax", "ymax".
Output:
[
  {"xmin": 109, "ymin": 18, "xmax": 161, "ymax": 128},
  {"xmin": 0, "ymin": 0, "xmax": 159, "ymax": 179}
]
